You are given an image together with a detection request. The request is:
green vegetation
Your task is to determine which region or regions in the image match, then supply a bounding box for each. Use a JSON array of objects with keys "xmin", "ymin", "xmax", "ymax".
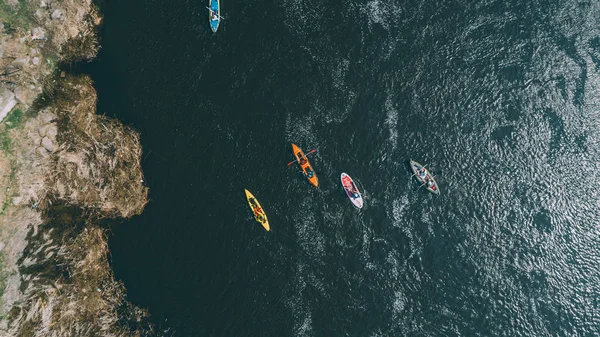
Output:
[
  {"xmin": 3, "ymin": 108, "xmax": 23, "ymax": 129},
  {"xmin": 0, "ymin": 134, "xmax": 10, "ymax": 154},
  {"xmin": 46, "ymin": 53, "xmax": 59, "ymax": 71},
  {"xmin": 0, "ymin": 253, "xmax": 7, "ymax": 307},
  {"xmin": 1, "ymin": 182, "xmax": 13, "ymax": 215},
  {"xmin": 0, "ymin": 109, "xmax": 24, "ymax": 215},
  {"xmin": 0, "ymin": 0, "xmax": 32, "ymax": 32},
  {"xmin": 0, "ymin": 163, "xmax": 16, "ymax": 214},
  {"xmin": 0, "ymin": 108, "xmax": 24, "ymax": 154}
]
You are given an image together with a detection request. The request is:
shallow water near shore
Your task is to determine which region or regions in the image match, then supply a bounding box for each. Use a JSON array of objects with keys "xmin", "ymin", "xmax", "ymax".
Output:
[{"xmin": 85, "ymin": 0, "xmax": 600, "ymax": 335}]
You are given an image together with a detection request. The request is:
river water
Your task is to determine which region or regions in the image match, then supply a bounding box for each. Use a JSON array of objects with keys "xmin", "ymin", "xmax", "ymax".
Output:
[{"xmin": 86, "ymin": 0, "xmax": 600, "ymax": 335}]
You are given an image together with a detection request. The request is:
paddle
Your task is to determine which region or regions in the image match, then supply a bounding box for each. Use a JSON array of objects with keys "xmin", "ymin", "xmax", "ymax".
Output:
[
  {"xmin": 419, "ymin": 175, "xmax": 436, "ymax": 188},
  {"xmin": 206, "ymin": 7, "xmax": 226, "ymax": 20},
  {"xmin": 287, "ymin": 149, "xmax": 317, "ymax": 166},
  {"xmin": 411, "ymin": 163, "xmax": 429, "ymax": 177}
]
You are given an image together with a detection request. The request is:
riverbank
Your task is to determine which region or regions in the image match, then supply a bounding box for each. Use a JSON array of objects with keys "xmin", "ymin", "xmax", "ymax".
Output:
[{"xmin": 0, "ymin": 1, "xmax": 154, "ymax": 335}]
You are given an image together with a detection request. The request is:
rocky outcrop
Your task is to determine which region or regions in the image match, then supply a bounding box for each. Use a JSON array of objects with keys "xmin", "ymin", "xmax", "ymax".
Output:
[
  {"xmin": 0, "ymin": 1, "xmax": 155, "ymax": 336},
  {"xmin": 0, "ymin": 76, "xmax": 152, "ymax": 336},
  {"xmin": 45, "ymin": 76, "xmax": 149, "ymax": 218},
  {"xmin": 0, "ymin": 0, "xmax": 100, "ymax": 122}
]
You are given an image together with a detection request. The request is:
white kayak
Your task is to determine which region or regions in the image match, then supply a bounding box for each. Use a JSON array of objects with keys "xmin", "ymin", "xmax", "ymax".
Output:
[
  {"xmin": 410, "ymin": 160, "xmax": 440, "ymax": 195},
  {"xmin": 340, "ymin": 173, "xmax": 363, "ymax": 208}
]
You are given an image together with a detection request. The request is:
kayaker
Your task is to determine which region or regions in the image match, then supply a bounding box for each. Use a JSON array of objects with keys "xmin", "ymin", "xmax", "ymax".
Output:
[
  {"xmin": 345, "ymin": 183, "xmax": 358, "ymax": 198},
  {"xmin": 298, "ymin": 154, "xmax": 307, "ymax": 165},
  {"xmin": 211, "ymin": 11, "xmax": 218, "ymax": 21},
  {"xmin": 418, "ymin": 168, "xmax": 427, "ymax": 179},
  {"xmin": 305, "ymin": 167, "xmax": 314, "ymax": 178}
]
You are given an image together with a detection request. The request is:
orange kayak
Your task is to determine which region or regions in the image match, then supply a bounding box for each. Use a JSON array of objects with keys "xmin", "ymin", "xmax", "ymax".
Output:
[{"xmin": 291, "ymin": 143, "xmax": 318, "ymax": 187}]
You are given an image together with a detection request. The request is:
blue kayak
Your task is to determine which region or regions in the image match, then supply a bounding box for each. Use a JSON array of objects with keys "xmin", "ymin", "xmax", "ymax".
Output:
[{"xmin": 208, "ymin": 0, "xmax": 220, "ymax": 33}]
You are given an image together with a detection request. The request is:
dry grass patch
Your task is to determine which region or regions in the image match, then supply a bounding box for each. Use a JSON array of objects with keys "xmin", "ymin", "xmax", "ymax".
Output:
[
  {"xmin": 6, "ymin": 205, "xmax": 155, "ymax": 336},
  {"xmin": 39, "ymin": 75, "xmax": 148, "ymax": 218}
]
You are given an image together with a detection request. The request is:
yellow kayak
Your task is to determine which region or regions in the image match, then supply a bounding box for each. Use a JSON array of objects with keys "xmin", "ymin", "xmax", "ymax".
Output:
[{"xmin": 244, "ymin": 189, "xmax": 270, "ymax": 231}]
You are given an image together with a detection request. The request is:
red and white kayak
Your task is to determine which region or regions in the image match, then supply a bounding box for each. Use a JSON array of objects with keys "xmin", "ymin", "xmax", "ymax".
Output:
[{"xmin": 340, "ymin": 173, "xmax": 363, "ymax": 208}]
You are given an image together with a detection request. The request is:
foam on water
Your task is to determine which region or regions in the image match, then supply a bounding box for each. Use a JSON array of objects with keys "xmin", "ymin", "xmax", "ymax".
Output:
[
  {"xmin": 284, "ymin": 262, "xmax": 315, "ymax": 337},
  {"xmin": 384, "ymin": 95, "xmax": 398, "ymax": 151},
  {"xmin": 391, "ymin": 195, "xmax": 409, "ymax": 229}
]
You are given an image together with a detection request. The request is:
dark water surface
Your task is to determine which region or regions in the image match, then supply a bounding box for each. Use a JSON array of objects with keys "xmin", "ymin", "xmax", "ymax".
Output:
[{"xmin": 87, "ymin": 0, "xmax": 600, "ymax": 335}]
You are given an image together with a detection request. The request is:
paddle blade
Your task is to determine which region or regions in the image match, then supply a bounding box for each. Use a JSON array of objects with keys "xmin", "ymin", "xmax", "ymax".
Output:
[{"xmin": 288, "ymin": 148, "xmax": 316, "ymax": 166}]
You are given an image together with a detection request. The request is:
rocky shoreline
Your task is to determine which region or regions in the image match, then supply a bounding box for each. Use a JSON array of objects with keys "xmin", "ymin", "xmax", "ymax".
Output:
[{"xmin": 1, "ymin": 1, "xmax": 155, "ymax": 335}]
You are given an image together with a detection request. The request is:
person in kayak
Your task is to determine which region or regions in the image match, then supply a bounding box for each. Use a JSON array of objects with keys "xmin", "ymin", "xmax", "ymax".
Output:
[
  {"xmin": 418, "ymin": 168, "xmax": 427, "ymax": 179},
  {"xmin": 345, "ymin": 182, "xmax": 359, "ymax": 198},
  {"xmin": 210, "ymin": 11, "xmax": 218, "ymax": 21},
  {"xmin": 298, "ymin": 153, "xmax": 307, "ymax": 165},
  {"xmin": 305, "ymin": 167, "xmax": 314, "ymax": 178}
]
